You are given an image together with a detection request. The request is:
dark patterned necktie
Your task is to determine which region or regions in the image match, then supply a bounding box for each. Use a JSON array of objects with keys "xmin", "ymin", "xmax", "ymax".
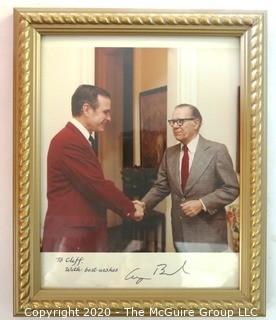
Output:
[
  {"xmin": 181, "ymin": 144, "xmax": 189, "ymax": 191},
  {"xmin": 89, "ymin": 135, "xmax": 96, "ymax": 150}
]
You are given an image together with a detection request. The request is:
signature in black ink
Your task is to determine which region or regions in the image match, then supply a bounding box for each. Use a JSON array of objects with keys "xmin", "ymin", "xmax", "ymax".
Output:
[{"xmin": 124, "ymin": 261, "xmax": 189, "ymax": 284}]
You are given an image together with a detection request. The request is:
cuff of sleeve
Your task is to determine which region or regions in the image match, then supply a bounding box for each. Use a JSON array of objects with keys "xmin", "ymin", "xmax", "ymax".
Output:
[{"xmin": 199, "ymin": 199, "xmax": 207, "ymax": 211}]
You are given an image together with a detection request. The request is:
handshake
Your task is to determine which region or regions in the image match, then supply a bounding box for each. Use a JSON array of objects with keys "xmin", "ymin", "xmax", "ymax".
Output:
[{"xmin": 132, "ymin": 200, "xmax": 146, "ymax": 222}]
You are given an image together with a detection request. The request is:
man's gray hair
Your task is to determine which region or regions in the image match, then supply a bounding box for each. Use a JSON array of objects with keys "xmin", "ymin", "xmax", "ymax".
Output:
[{"xmin": 175, "ymin": 103, "xmax": 202, "ymax": 125}]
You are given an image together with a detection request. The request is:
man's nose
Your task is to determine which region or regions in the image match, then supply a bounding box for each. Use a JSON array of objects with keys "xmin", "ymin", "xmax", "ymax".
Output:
[{"xmin": 172, "ymin": 122, "xmax": 180, "ymax": 128}]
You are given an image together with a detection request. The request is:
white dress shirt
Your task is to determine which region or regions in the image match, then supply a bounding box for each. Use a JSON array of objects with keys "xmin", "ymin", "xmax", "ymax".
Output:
[{"xmin": 70, "ymin": 118, "xmax": 95, "ymax": 144}]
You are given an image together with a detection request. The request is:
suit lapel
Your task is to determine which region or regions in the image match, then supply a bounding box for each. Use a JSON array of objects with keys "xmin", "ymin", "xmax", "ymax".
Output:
[
  {"xmin": 184, "ymin": 135, "xmax": 215, "ymax": 194},
  {"xmin": 66, "ymin": 122, "xmax": 88, "ymax": 144},
  {"xmin": 66, "ymin": 122, "xmax": 99, "ymax": 159},
  {"xmin": 167, "ymin": 144, "xmax": 183, "ymax": 195}
]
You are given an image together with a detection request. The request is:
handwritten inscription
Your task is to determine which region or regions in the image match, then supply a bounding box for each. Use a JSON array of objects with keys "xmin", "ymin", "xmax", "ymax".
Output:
[
  {"xmin": 124, "ymin": 261, "xmax": 189, "ymax": 284},
  {"xmin": 56, "ymin": 256, "xmax": 118, "ymax": 273}
]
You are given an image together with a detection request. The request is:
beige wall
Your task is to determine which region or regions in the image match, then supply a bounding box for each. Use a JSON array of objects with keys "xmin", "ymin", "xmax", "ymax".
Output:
[{"xmin": 137, "ymin": 49, "xmax": 168, "ymax": 91}]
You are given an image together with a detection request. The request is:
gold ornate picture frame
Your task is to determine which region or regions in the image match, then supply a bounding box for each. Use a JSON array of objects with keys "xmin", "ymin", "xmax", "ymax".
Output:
[{"xmin": 13, "ymin": 8, "xmax": 266, "ymax": 317}]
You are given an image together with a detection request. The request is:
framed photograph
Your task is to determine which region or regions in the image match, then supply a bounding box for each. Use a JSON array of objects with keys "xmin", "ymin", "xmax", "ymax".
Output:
[
  {"xmin": 140, "ymin": 86, "xmax": 167, "ymax": 168},
  {"xmin": 13, "ymin": 9, "xmax": 266, "ymax": 317}
]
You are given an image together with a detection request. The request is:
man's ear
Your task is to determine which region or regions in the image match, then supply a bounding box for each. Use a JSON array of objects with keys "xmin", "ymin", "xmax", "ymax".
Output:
[
  {"xmin": 194, "ymin": 118, "xmax": 201, "ymax": 130},
  {"xmin": 82, "ymin": 103, "xmax": 90, "ymax": 115}
]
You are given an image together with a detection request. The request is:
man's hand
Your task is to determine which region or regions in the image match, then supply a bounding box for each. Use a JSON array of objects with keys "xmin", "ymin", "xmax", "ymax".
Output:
[
  {"xmin": 132, "ymin": 200, "xmax": 145, "ymax": 221},
  {"xmin": 180, "ymin": 200, "xmax": 203, "ymax": 217},
  {"xmin": 132, "ymin": 200, "xmax": 145, "ymax": 210}
]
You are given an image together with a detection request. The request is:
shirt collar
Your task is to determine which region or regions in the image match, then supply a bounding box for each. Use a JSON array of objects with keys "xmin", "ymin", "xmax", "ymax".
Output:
[
  {"xmin": 181, "ymin": 134, "xmax": 199, "ymax": 153},
  {"xmin": 70, "ymin": 118, "xmax": 93, "ymax": 141}
]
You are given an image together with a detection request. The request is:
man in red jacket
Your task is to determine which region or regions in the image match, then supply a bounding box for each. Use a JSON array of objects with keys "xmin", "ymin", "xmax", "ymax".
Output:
[{"xmin": 41, "ymin": 85, "xmax": 143, "ymax": 252}]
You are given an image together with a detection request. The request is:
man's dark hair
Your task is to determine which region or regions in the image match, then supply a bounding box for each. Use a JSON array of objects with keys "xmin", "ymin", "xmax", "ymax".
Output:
[
  {"xmin": 71, "ymin": 84, "xmax": 111, "ymax": 117},
  {"xmin": 175, "ymin": 103, "xmax": 202, "ymax": 125}
]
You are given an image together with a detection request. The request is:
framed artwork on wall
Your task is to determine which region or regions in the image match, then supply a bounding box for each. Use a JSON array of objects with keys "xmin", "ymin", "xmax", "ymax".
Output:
[{"xmin": 140, "ymin": 86, "xmax": 167, "ymax": 168}]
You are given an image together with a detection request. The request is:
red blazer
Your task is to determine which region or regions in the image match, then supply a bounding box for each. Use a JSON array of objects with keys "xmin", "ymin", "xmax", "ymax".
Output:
[{"xmin": 42, "ymin": 122, "xmax": 135, "ymax": 251}]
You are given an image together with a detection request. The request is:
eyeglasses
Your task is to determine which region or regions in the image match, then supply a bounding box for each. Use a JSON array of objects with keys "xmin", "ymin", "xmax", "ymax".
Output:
[{"xmin": 168, "ymin": 118, "xmax": 196, "ymax": 127}]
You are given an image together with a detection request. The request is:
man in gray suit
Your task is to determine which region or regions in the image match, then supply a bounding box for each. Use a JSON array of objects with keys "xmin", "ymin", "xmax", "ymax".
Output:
[{"xmin": 140, "ymin": 104, "xmax": 239, "ymax": 252}]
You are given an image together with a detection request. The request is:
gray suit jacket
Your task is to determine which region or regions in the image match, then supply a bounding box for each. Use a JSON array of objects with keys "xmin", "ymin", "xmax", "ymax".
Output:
[{"xmin": 142, "ymin": 135, "xmax": 239, "ymax": 247}]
